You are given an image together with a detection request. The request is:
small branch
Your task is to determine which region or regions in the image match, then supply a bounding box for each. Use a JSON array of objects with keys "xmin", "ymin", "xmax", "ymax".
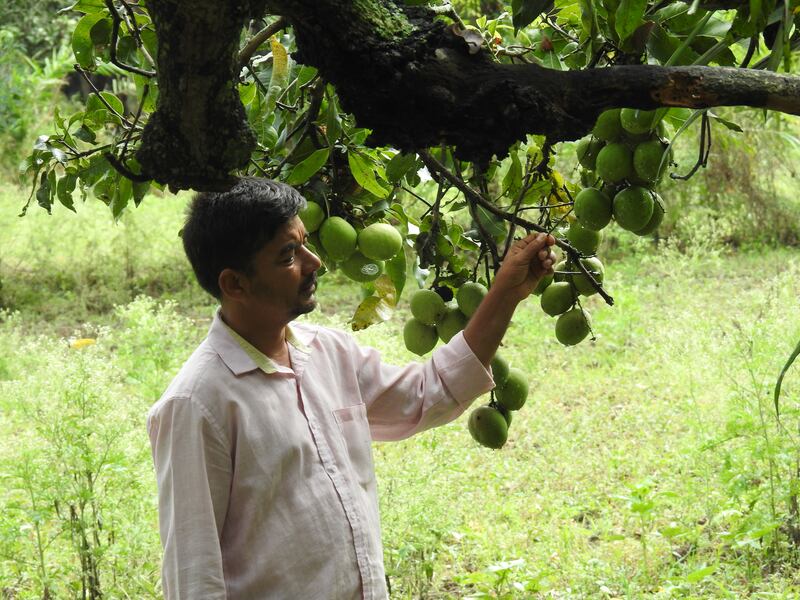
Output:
[
  {"xmin": 121, "ymin": 84, "xmax": 149, "ymax": 157},
  {"xmin": 671, "ymin": 111, "xmax": 712, "ymax": 181},
  {"xmin": 75, "ymin": 64, "xmax": 135, "ymax": 128},
  {"xmin": 420, "ymin": 150, "xmax": 613, "ymax": 305},
  {"xmin": 238, "ymin": 17, "xmax": 288, "ymax": 68},
  {"xmin": 104, "ymin": 0, "xmax": 156, "ymax": 77},
  {"xmin": 118, "ymin": 0, "xmax": 156, "ymax": 68},
  {"xmin": 104, "ymin": 153, "xmax": 150, "ymax": 182}
]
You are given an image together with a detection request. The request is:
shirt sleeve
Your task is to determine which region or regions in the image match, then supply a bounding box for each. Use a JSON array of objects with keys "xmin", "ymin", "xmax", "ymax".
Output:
[
  {"xmin": 346, "ymin": 330, "xmax": 495, "ymax": 441},
  {"xmin": 147, "ymin": 396, "xmax": 232, "ymax": 600}
]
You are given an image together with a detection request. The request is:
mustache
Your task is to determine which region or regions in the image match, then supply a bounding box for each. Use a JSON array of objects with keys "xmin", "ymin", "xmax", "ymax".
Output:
[{"xmin": 301, "ymin": 273, "xmax": 317, "ymax": 291}]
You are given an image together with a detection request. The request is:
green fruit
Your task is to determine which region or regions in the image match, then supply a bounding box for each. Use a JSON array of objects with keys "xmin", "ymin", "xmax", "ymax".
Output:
[
  {"xmin": 596, "ymin": 143, "xmax": 634, "ymax": 184},
  {"xmin": 555, "ymin": 308, "xmax": 592, "ymax": 346},
  {"xmin": 574, "ymin": 187, "xmax": 613, "ymax": 231},
  {"xmin": 592, "ymin": 109, "xmax": 623, "ymax": 142},
  {"xmin": 533, "ymin": 272, "xmax": 553, "ymax": 295},
  {"xmin": 319, "ymin": 216, "xmax": 357, "ymax": 261},
  {"xmin": 456, "ymin": 282, "xmax": 488, "ymax": 317},
  {"xmin": 572, "ymin": 256, "xmax": 605, "ymax": 296},
  {"xmin": 498, "ymin": 405, "xmax": 513, "ymax": 426},
  {"xmin": 468, "ymin": 406, "xmax": 509, "ymax": 449},
  {"xmin": 491, "ymin": 354, "xmax": 510, "ymax": 386},
  {"xmin": 566, "ymin": 221, "xmax": 602, "ymax": 255},
  {"xmin": 620, "ymin": 108, "xmax": 657, "ymax": 135},
  {"xmin": 409, "ymin": 289, "xmax": 446, "ymax": 325},
  {"xmin": 633, "ymin": 140, "xmax": 669, "ymax": 184},
  {"xmin": 341, "ymin": 251, "xmax": 384, "ymax": 282},
  {"xmin": 437, "ymin": 307, "xmax": 468, "ymax": 343},
  {"xmin": 635, "ymin": 194, "xmax": 665, "ymax": 236},
  {"xmin": 495, "ymin": 368, "xmax": 529, "ymax": 411},
  {"xmin": 613, "ymin": 186, "xmax": 654, "ymax": 232},
  {"xmin": 553, "ymin": 259, "xmax": 569, "ymax": 282},
  {"xmin": 540, "ymin": 281, "xmax": 576, "ymax": 316},
  {"xmin": 403, "ymin": 318, "xmax": 438, "ymax": 356},
  {"xmin": 299, "ymin": 201, "xmax": 325, "ymax": 233},
  {"xmin": 357, "ymin": 223, "xmax": 403, "ymax": 260},
  {"xmin": 576, "ymin": 138, "xmax": 605, "ymax": 170}
]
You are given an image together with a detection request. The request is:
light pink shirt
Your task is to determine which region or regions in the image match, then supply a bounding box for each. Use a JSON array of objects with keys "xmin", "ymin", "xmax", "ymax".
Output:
[{"xmin": 146, "ymin": 312, "xmax": 494, "ymax": 599}]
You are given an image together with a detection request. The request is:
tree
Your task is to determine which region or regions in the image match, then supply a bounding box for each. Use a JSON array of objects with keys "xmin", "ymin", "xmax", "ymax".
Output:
[{"xmin": 21, "ymin": 0, "xmax": 800, "ymax": 330}]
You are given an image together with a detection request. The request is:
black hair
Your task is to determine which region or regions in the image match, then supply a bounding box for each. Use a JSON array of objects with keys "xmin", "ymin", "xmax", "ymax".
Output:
[{"xmin": 182, "ymin": 177, "xmax": 306, "ymax": 299}]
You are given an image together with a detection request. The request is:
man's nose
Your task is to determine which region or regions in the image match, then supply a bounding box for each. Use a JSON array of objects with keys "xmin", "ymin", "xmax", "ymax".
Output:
[{"xmin": 302, "ymin": 245, "xmax": 322, "ymax": 273}]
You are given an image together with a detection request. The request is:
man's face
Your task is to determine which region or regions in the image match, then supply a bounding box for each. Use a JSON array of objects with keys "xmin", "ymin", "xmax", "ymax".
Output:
[{"xmin": 241, "ymin": 216, "xmax": 322, "ymax": 321}]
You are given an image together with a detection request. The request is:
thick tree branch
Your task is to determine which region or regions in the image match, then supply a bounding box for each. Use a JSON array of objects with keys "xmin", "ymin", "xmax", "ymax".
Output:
[{"xmin": 136, "ymin": 0, "xmax": 800, "ymax": 191}]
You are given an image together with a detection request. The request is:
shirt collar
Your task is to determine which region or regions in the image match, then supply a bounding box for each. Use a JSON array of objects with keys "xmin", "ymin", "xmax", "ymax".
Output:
[{"xmin": 208, "ymin": 310, "xmax": 315, "ymax": 376}]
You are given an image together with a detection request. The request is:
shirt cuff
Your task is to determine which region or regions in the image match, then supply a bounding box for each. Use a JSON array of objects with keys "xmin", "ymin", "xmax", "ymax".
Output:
[{"xmin": 431, "ymin": 330, "xmax": 495, "ymax": 406}]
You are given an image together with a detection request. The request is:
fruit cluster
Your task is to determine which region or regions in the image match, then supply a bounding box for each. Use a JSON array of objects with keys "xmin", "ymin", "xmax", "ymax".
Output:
[
  {"xmin": 403, "ymin": 283, "xmax": 533, "ymax": 450},
  {"xmin": 532, "ymin": 108, "xmax": 671, "ymax": 347},
  {"xmin": 403, "ymin": 282, "xmax": 487, "ymax": 356},
  {"xmin": 574, "ymin": 108, "xmax": 669, "ymax": 239},
  {"xmin": 468, "ymin": 354, "xmax": 529, "ymax": 449},
  {"xmin": 299, "ymin": 201, "xmax": 403, "ymax": 282}
]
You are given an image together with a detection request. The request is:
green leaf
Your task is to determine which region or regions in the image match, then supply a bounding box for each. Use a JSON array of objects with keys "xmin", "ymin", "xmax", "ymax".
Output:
[
  {"xmin": 385, "ymin": 152, "xmax": 418, "ymax": 183},
  {"xmin": 685, "ymin": 564, "xmax": 716, "ymax": 584},
  {"xmin": 132, "ymin": 181, "xmax": 150, "ymax": 207},
  {"xmin": 285, "ymin": 148, "xmax": 330, "ymax": 186},
  {"xmin": 774, "ymin": 335, "xmax": 800, "ymax": 420},
  {"xmin": 86, "ymin": 92, "xmax": 125, "ymax": 123},
  {"xmin": 709, "ymin": 113, "xmax": 743, "ymax": 133},
  {"xmin": 72, "ymin": 12, "xmax": 107, "ymax": 68},
  {"xmin": 615, "ymin": 0, "xmax": 647, "ymax": 41},
  {"xmin": 60, "ymin": 0, "xmax": 106, "ymax": 13},
  {"xmin": 502, "ymin": 149, "xmax": 523, "ymax": 199},
  {"xmin": 75, "ymin": 123, "xmax": 98, "ymax": 143},
  {"xmin": 348, "ymin": 152, "xmax": 390, "ymax": 198},
  {"xmin": 57, "ymin": 173, "xmax": 77, "ymax": 212},
  {"xmin": 111, "ymin": 176, "xmax": 132, "ymax": 218},
  {"xmin": 36, "ymin": 172, "xmax": 53, "ymax": 214},
  {"xmin": 512, "ymin": 0, "xmax": 554, "ymax": 31},
  {"xmin": 350, "ymin": 295, "xmax": 394, "ymax": 331},
  {"xmin": 385, "ymin": 246, "xmax": 407, "ymax": 300}
]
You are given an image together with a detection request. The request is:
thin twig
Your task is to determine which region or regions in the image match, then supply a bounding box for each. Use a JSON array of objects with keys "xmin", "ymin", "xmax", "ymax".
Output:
[
  {"xmin": 238, "ymin": 17, "xmax": 288, "ymax": 68},
  {"xmin": 104, "ymin": 0, "xmax": 156, "ymax": 77},
  {"xmin": 104, "ymin": 152, "xmax": 150, "ymax": 182},
  {"xmin": 118, "ymin": 0, "xmax": 156, "ymax": 68},
  {"xmin": 121, "ymin": 84, "xmax": 148, "ymax": 157},
  {"xmin": 75, "ymin": 64, "xmax": 135, "ymax": 128}
]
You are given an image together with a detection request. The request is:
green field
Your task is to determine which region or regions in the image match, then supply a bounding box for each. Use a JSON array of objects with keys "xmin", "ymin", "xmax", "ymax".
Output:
[{"xmin": 1, "ymin": 187, "xmax": 799, "ymax": 598}]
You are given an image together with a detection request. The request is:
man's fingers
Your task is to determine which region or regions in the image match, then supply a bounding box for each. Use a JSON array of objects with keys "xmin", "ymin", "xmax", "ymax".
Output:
[{"xmin": 514, "ymin": 233, "xmax": 550, "ymax": 261}]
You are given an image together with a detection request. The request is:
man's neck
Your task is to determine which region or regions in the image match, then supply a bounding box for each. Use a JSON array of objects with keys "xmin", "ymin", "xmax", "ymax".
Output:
[{"xmin": 219, "ymin": 306, "xmax": 289, "ymax": 363}]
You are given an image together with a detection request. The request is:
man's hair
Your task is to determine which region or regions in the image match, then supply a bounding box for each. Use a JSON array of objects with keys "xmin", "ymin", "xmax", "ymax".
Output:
[{"xmin": 182, "ymin": 177, "xmax": 306, "ymax": 299}]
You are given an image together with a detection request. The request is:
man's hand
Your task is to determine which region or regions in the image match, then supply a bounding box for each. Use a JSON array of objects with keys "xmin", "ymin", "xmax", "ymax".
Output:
[
  {"xmin": 491, "ymin": 233, "xmax": 558, "ymax": 305},
  {"xmin": 462, "ymin": 233, "xmax": 557, "ymax": 367}
]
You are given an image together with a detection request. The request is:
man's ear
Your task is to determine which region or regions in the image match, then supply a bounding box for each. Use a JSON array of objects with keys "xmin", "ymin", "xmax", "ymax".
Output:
[{"xmin": 218, "ymin": 268, "xmax": 249, "ymax": 301}]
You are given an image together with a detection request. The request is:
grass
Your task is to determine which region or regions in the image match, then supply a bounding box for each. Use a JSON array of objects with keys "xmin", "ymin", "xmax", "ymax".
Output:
[{"xmin": 1, "ymin": 185, "xmax": 799, "ymax": 598}]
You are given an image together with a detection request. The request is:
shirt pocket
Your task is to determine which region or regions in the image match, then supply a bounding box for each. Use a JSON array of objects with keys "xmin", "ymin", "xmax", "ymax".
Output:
[{"xmin": 332, "ymin": 403, "xmax": 376, "ymax": 489}]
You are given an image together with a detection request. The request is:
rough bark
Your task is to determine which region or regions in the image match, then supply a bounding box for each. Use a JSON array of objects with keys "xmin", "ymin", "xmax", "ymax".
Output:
[
  {"xmin": 135, "ymin": 0, "xmax": 268, "ymax": 190},
  {"xmin": 136, "ymin": 0, "xmax": 800, "ymax": 190}
]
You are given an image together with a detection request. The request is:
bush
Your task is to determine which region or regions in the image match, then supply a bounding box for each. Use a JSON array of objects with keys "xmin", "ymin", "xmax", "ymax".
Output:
[{"xmin": 0, "ymin": 32, "xmax": 75, "ymax": 175}]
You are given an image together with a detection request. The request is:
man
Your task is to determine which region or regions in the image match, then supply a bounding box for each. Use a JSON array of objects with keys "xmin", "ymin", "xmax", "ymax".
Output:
[{"xmin": 147, "ymin": 177, "xmax": 556, "ymax": 599}]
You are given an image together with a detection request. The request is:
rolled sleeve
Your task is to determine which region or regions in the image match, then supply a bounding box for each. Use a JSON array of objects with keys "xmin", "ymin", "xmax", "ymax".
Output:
[
  {"xmin": 347, "ymin": 330, "xmax": 494, "ymax": 442},
  {"xmin": 431, "ymin": 331, "xmax": 495, "ymax": 405}
]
